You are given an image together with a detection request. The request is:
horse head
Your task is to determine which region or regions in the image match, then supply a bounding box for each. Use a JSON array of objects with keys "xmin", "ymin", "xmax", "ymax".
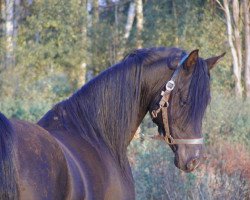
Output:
[{"xmin": 148, "ymin": 49, "xmax": 225, "ymax": 172}]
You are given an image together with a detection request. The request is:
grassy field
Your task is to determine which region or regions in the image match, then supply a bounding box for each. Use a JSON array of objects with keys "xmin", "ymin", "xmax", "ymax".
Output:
[{"xmin": 128, "ymin": 94, "xmax": 250, "ymax": 200}]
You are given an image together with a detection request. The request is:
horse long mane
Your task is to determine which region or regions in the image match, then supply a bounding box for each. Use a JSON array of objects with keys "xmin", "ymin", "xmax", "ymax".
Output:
[
  {"xmin": 0, "ymin": 113, "xmax": 18, "ymax": 200},
  {"xmin": 46, "ymin": 47, "xmax": 210, "ymax": 167},
  {"xmin": 55, "ymin": 48, "xmax": 154, "ymax": 167}
]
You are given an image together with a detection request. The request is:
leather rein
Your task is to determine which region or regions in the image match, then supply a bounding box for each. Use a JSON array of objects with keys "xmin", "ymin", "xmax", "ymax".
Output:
[{"xmin": 151, "ymin": 55, "xmax": 204, "ymax": 145}]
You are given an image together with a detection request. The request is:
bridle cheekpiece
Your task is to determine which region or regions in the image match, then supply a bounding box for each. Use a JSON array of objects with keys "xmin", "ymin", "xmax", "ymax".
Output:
[{"xmin": 151, "ymin": 54, "xmax": 204, "ymax": 145}]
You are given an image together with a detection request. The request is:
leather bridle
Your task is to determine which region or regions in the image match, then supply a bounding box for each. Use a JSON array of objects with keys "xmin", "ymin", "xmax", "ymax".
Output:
[{"xmin": 151, "ymin": 55, "xmax": 204, "ymax": 145}]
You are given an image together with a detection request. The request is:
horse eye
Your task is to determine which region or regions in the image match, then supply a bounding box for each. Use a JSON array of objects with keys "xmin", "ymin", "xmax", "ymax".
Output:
[
  {"xmin": 179, "ymin": 99, "xmax": 186, "ymax": 107},
  {"xmin": 179, "ymin": 95, "xmax": 189, "ymax": 107}
]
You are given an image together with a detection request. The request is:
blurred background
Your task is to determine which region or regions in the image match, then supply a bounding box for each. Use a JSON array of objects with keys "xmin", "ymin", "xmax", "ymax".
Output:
[{"xmin": 0, "ymin": 0, "xmax": 249, "ymax": 199}]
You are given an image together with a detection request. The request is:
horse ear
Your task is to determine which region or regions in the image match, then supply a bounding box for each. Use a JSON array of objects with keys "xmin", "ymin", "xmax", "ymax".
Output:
[
  {"xmin": 183, "ymin": 49, "xmax": 199, "ymax": 71},
  {"xmin": 205, "ymin": 52, "xmax": 226, "ymax": 70}
]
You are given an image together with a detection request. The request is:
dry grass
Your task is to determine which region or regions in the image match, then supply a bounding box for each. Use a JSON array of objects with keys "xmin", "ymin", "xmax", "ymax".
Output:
[
  {"xmin": 204, "ymin": 139, "xmax": 250, "ymax": 181},
  {"xmin": 129, "ymin": 139, "xmax": 250, "ymax": 200}
]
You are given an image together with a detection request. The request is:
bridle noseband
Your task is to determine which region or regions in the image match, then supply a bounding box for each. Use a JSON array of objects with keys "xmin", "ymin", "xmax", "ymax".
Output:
[{"xmin": 151, "ymin": 55, "xmax": 204, "ymax": 145}]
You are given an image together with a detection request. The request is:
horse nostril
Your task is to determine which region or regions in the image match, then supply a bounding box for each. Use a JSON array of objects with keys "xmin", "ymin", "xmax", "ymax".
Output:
[{"xmin": 186, "ymin": 158, "xmax": 200, "ymax": 171}]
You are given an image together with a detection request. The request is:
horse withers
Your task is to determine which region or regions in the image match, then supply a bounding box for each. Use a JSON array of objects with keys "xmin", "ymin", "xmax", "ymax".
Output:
[{"xmin": 0, "ymin": 47, "xmax": 224, "ymax": 199}]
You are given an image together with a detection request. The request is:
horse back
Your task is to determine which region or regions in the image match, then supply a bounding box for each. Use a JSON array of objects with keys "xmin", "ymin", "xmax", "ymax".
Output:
[
  {"xmin": 10, "ymin": 119, "xmax": 70, "ymax": 200},
  {"xmin": 39, "ymin": 109, "xmax": 135, "ymax": 200}
]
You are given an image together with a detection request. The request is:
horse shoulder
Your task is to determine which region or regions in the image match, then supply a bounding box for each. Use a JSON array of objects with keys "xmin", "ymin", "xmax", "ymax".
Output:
[{"xmin": 10, "ymin": 119, "xmax": 70, "ymax": 200}]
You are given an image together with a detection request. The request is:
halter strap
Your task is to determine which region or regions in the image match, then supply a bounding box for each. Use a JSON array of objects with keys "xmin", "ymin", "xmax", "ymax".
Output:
[{"xmin": 151, "ymin": 54, "xmax": 204, "ymax": 145}]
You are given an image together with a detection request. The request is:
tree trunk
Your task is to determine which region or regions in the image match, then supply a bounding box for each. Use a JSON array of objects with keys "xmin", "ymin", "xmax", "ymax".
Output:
[
  {"xmin": 232, "ymin": 0, "xmax": 242, "ymax": 81},
  {"xmin": 124, "ymin": 1, "xmax": 135, "ymax": 40},
  {"xmin": 77, "ymin": 0, "xmax": 87, "ymax": 88},
  {"xmin": 13, "ymin": 0, "xmax": 20, "ymax": 41},
  {"xmin": 92, "ymin": 0, "xmax": 99, "ymax": 25},
  {"xmin": 110, "ymin": 2, "xmax": 118, "ymax": 64},
  {"xmin": 172, "ymin": 0, "xmax": 179, "ymax": 46},
  {"xmin": 135, "ymin": 0, "xmax": 143, "ymax": 48},
  {"xmin": 90, "ymin": 0, "xmax": 99, "ymax": 74},
  {"xmin": 0, "ymin": 0, "xmax": 6, "ymax": 51},
  {"xmin": 217, "ymin": 0, "xmax": 243, "ymax": 97},
  {"xmin": 243, "ymin": 0, "xmax": 250, "ymax": 98},
  {"xmin": 117, "ymin": 1, "xmax": 135, "ymax": 61},
  {"xmin": 0, "ymin": 0, "xmax": 4, "ymax": 35},
  {"xmin": 5, "ymin": 0, "xmax": 15, "ymax": 68},
  {"xmin": 0, "ymin": 1, "xmax": 5, "ymax": 72}
]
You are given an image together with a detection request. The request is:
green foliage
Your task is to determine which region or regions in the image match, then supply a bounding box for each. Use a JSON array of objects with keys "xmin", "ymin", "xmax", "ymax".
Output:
[
  {"xmin": 129, "ymin": 140, "xmax": 197, "ymax": 199},
  {"xmin": 141, "ymin": 1, "xmax": 233, "ymax": 93},
  {"xmin": 18, "ymin": 0, "xmax": 86, "ymax": 65},
  {"xmin": 0, "ymin": 98, "xmax": 51, "ymax": 121},
  {"xmin": 0, "ymin": 0, "xmax": 87, "ymax": 118},
  {"xmin": 15, "ymin": 0, "xmax": 87, "ymax": 90},
  {"xmin": 0, "ymin": 68, "xmax": 71, "ymax": 121},
  {"xmin": 204, "ymin": 92, "xmax": 250, "ymax": 147}
]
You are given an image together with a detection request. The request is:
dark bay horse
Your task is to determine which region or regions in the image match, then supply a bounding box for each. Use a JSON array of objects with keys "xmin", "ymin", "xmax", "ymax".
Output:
[{"xmin": 0, "ymin": 47, "xmax": 225, "ymax": 200}]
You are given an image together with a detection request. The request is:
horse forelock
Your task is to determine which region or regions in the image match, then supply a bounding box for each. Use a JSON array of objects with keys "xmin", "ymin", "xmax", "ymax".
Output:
[{"xmin": 185, "ymin": 58, "xmax": 211, "ymax": 130}]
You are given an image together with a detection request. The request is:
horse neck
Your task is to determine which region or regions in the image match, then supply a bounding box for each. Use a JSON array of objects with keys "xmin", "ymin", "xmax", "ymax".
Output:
[
  {"xmin": 65, "ymin": 58, "xmax": 173, "ymax": 143},
  {"xmin": 61, "ymin": 63, "xmax": 148, "ymax": 163},
  {"xmin": 63, "ymin": 48, "xmax": 181, "ymax": 145}
]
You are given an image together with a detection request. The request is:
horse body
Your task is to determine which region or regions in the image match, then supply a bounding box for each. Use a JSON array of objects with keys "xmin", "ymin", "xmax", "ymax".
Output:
[
  {"xmin": 9, "ymin": 116, "xmax": 134, "ymax": 200},
  {"xmin": 38, "ymin": 108, "xmax": 135, "ymax": 200},
  {"xmin": 9, "ymin": 119, "xmax": 68, "ymax": 200},
  {"xmin": 0, "ymin": 47, "xmax": 224, "ymax": 199}
]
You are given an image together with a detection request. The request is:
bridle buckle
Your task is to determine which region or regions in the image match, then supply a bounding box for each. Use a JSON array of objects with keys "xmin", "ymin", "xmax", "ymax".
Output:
[
  {"xmin": 165, "ymin": 135, "xmax": 175, "ymax": 145},
  {"xmin": 165, "ymin": 80, "xmax": 175, "ymax": 91}
]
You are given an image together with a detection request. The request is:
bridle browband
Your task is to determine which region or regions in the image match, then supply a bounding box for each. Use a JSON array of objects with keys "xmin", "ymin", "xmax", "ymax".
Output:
[{"xmin": 151, "ymin": 54, "xmax": 204, "ymax": 145}]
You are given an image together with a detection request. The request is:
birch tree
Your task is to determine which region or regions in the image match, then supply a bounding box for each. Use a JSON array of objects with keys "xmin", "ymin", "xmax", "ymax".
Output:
[
  {"xmin": 5, "ymin": 0, "xmax": 15, "ymax": 68},
  {"xmin": 243, "ymin": 0, "xmax": 250, "ymax": 98},
  {"xmin": 216, "ymin": 0, "xmax": 243, "ymax": 97},
  {"xmin": 77, "ymin": 0, "xmax": 88, "ymax": 88},
  {"xmin": 92, "ymin": 0, "xmax": 99, "ymax": 25},
  {"xmin": 135, "ymin": 0, "xmax": 143, "ymax": 48},
  {"xmin": 90, "ymin": 0, "xmax": 99, "ymax": 74},
  {"xmin": 124, "ymin": 1, "xmax": 135, "ymax": 40},
  {"xmin": 13, "ymin": 0, "xmax": 20, "ymax": 41},
  {"xmin": 0, "ymin": 0, "xmax": 5, "ymax": 64},
  {"xmin": 118, "ymin": 1, "xmax": 135, "ymax": 59},
  {"xmin": 0, "ymin": 0, "xmax": 5, "ymax": 36}
]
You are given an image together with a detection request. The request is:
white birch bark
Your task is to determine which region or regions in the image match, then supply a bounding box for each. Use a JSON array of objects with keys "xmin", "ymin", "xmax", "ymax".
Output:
[
  {"xmin": 217, "ymin": 0, "xmax": 243, "ymax": 97},
  {"xmin": 78, "ymin": 0, "xmax": 87, "ymax": 88},
  {"xmin": 5, "ymin": 0, "xmax": 15, "ymax": 68},
  {"xmin": 13, "ymin": 0, "xmax": 20, "ymax": 40},
  {"xmin": 232, "ymin": 0, "xmax": 242, "ymax": 81},
  {"xmin": 124, "ymin": 2, "xmax": 135, "ymax": 40},
  {"xmin": 243, "ymin": 0, "xmax": 250, "ymax": 98},
  {"xmin": 92, "ymin": 0, "xmax": 99, "ymax": 25},
  {"xmin": 135, "ymin": 0, "xmax": 143, "ymax": 48},
  {"xmin": 0, "ymin": 0, "xmax": 6, "ymax": 38},
  {"xmin": 118, "ymin": 1, "xmax": 135, "ymax": 61}
]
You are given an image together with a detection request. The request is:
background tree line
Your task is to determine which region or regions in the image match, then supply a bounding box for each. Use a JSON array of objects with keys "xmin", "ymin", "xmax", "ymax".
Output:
[
  {"xmin": 0, "ymin": 0, "xmax": 250, "ymax": 199},
  {"xmin": 0, "ymin": 0, "xmax": 248, "ymax": 97},
  {"xmin": 1, "ymin": 0, "xmax": 249, "ymax": 99}
]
